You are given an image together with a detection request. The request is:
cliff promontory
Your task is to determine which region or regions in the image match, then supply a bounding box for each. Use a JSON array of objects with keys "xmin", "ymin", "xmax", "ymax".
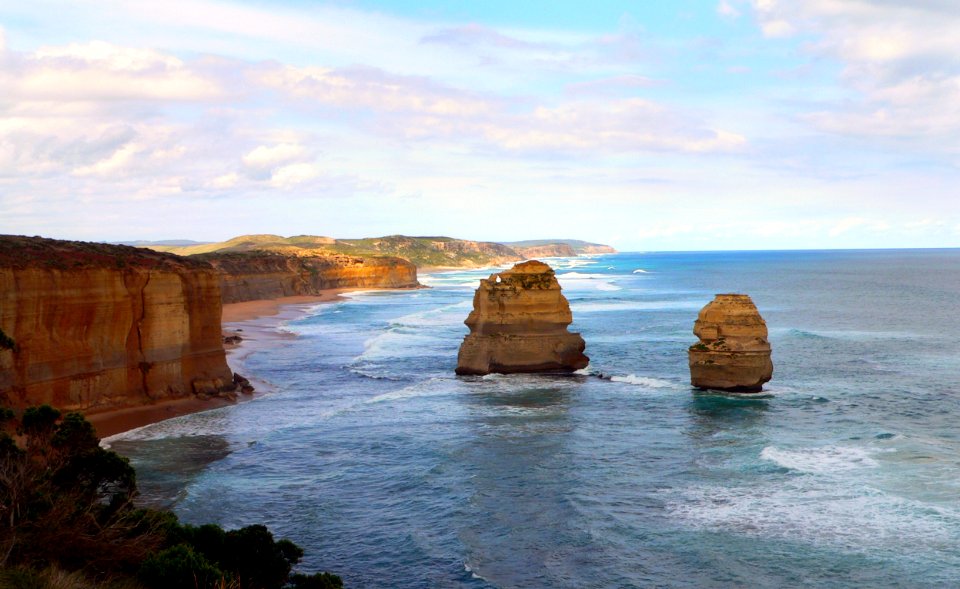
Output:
[
  {"xmin": 199, "ymin": 251, "xmax": 419, "ymax": 304},
  {"xmin": 504, "ymin": 239, "xmax": 617, "ymax": 256},
  {"xmin": 687, "ymin": 293, "xmax": 773, "ymax": 392},
  {"xmin": 0, "ymin": 236, "xmax": 234, "ymax": 412},
  {"xmin": 149, "ymin": 234, "xmax": 616, "ymax": 268},
  {"xmin": 456, "ymin": 260, "xmax": 589, "ymax": 375}
]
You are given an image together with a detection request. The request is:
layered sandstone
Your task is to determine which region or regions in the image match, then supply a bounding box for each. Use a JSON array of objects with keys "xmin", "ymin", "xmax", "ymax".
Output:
[
  {"xmin": 199, "ymin": 251, "xmax": 419, "ymax": 304},
  {"xmin": 687, "ymin": 294, "xmax": 773, "ymax": 392},
  {"xmin": 455, "ymin": 260, "xmax": 588, "ymax": 375},
  {"xmin": 0, "ymin": 236, "xmax": 234, "ymax": 412}
]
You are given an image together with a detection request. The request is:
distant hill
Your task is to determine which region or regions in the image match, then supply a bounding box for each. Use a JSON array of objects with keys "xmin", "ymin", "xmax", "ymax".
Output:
[
  {"xmin": 144, "ymin": 234, "xmax": 615, "ymax": 268},
  {"xmin": 502, "ymin": 239, "xmax": 617, "ymax": 255},
  {"xmin": 114, "ymin": 239, "xmax": 210, "ymax": 247}
]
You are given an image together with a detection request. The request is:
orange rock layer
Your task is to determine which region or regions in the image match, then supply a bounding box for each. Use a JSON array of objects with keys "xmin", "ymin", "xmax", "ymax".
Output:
[
  {"xmin": 687, "ymin": 293, "xmax": 773, "ymax": 392},
  {"xmin": 456, "ymin": 260, "xmax": 588, "ymax": 375},
  {"xmin": 200, "ymin": 252, "xmax": 419, "ymax": 304},
  {"xmin": 0, "ymin": 236, "xmax": 233, "ymax": 412}
]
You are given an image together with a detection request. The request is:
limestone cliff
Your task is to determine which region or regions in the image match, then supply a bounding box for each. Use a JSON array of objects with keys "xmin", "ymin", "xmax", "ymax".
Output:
[
  {"xmin": 199, "ymin": 251, "xmax": 419, "ymax": 304},
  {"xmin": 456, "ymin": 260, "xmax": 588, "ymax": 375},
  {"xmin": 512, "ymin": 244, "xmax": 577, "ymax": 259},
  {"xmin": 503, "ymin": 239, "xmax": 617, "ymax": 256},
  {"xmin": 687, "ymin": 294, "xmax": 773, "ymax": 392},
  {"xmin": 0, "ymin": 236, "xmax": 234, "ymax": 412}
]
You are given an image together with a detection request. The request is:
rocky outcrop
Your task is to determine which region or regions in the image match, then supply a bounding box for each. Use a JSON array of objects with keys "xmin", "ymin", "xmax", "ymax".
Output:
[
  {"xmin": 0, "ymin": 236, "xmax": 234, "ymax": 412},
  {"xmin": 455, "ymin": 260, "xmax": 588, "ymax": 375},
  {"xmin": 199, "ymin": 251, "xmax": 419, "ymax": 304},
  {"xmin": 687, "ymin": 294, "xmax": 773, "ymax": 392}
]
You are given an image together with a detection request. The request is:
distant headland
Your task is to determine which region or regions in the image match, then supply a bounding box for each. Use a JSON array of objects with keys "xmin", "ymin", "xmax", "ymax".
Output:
[{"xmin": 141, "ymin": 234, "xmax": 616, "ymax": 269}]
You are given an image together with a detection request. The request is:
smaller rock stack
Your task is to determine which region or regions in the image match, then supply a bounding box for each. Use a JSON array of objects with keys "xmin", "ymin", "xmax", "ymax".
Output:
[
  {"xmin": 455, "ymin": 260, "xmax": 589, "ymax": 375},
  {"xmin": 688, "ymin": 294, "xmax": 773, "ymax": 392}
]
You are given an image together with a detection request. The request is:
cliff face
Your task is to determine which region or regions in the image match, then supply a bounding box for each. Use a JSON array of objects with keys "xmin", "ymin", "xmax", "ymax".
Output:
[
  {"xmin": 502, "ymin": 240, "xmax": 617, "ymax": 256},
  {"xmin": 201, "ymin": 251, "xmax": 419, "ymax": 304},
  {"xmin": 577, "ymin": 244, "xmax": 616, "ymax": 254},
  {"xmin": 456, "ymin": 260, "xmax": 589, "ymax": 375},
  {"xmin": 513, "ymin": 244, "xmax": 577, "ymax": 259},
  {"xmin": 687, "ymin": 293, "xmax": 773, "ymax": 392},
  {"xmin": 0, "ymin": 236, "xmax": 234, "ymax": 412}
]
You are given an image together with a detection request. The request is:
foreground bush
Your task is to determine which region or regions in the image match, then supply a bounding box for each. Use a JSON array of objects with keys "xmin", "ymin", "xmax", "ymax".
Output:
[{"xmin": 0, "ymin": 406, "xmax": 343, "ymax": 589}]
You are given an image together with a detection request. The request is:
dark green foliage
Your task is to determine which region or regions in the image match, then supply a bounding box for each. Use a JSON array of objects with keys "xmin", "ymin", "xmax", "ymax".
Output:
[
  {"xmin": 1, "ymin": 406, "xmax": 147, "ymax": 575},
  {"xmin": 139, "ymin": 545, "xmax": 223, "ymax": 589},
  {"xmin": 146, "ymin": 523, "xmax": 308, "ymax": 589},
  {"xmin": 1, "ymin": 407, "xmax": 344, "ymax": 589},
  {"xmin": 288, "ymin": 573, "xmax": 344, "ymax": 589},
  {"xmin": 19, "ymin": 405, "xmax": 61, "ymax": 438},
  {"xmin": 0, "ymin": 328, "xmax": 15, "ymax": 351}
]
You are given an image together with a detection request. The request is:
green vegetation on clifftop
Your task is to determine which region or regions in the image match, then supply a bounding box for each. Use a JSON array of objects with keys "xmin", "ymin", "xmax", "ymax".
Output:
[
  {"xmin": 0, "ymin": 406, "xmax": 343, "ymax": 589},
  {"xmin": 145, "ymin": 234, "xmax": 615, "ymax": 268}
]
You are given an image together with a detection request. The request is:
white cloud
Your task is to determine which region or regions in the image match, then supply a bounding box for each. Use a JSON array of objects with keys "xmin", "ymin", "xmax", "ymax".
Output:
[
  {"xmin": 3, "ymin": 41, "xmax": 222, "ymax": 102},
  {"xmin": 242, "ymin": 143, "xmax": 307, "ymax": 170},
  {"xmin": 261, "ymin": 65, "xmax": 745, "ymax": 155},
  {"xmin": 718, "ymin": 0, "xmax": 741, "ymax": 18},
  {"xmin": 258, "ymin": 65, "xmax": 494, "ymax": 116},
  {"xmin": 748, "ymin": 1, "xmax": 960, "ymax": 146},
  {"xmin": 269, "ymin": 162, "xmax": 321, "ymax": 189},
  {"xmin": 210, "ymin": 172, "xmax": 239, "ymax": 189},
  {"xmin": 72, "ymin": 143, "xmax": 142, "ymax": 176}
]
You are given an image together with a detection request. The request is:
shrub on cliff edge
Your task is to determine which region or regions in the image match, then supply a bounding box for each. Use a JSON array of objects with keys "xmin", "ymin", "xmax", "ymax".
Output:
[{"xmin": 0, "ymin": 406, "xmax": 343, "ymax": 589}]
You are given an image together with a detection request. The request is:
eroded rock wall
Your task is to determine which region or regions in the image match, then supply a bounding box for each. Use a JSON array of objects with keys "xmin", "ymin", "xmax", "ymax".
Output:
[
  {"xmin": 203, "ymin": 252, "xmax": 419, "ymax": 304},
  {"xmin": 456, "ymin": 260, "xmax": 588, "ymax": 375},
  {"xmin": 0, "ymin": 237, "xmax": 233, "ymax": 412}
]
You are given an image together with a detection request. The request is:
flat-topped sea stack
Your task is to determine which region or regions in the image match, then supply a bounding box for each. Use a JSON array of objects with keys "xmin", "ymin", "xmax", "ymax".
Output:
[
  {"xmin": 688, "ymin": 294, "xmax": 773, "ymax": 392},
  {"xmin": 455, "ymin": 260, "xmax": 588, "ymax": 375}
]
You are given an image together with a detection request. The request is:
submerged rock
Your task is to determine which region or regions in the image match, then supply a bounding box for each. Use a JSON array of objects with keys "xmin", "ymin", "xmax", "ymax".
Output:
[
  {"xmin": 688, "ymin": 293, "xmax": 773, "ymax": 392},
  {"xmin": 455, "ymin": 260, "xmax": 589, "ymax": 375}
]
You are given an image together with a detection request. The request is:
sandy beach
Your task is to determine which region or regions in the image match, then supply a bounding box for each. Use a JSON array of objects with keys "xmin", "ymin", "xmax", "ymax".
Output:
[{"xmin": 90, "ymin": 292, "xmax": 346, "ymax": 439}]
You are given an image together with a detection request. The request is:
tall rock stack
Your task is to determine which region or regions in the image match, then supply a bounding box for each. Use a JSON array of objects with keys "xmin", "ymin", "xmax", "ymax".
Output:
[
  {"xmin": 455, "ymin": 260, "xmax": 589, "ymax": 375},
  {"xmin": 688, "ymin": 293, "xmax": 773, "ymax": 392}
]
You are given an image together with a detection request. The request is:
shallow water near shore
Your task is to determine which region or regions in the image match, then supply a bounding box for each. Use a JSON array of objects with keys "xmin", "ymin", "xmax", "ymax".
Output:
[{"xmin": 111, "ymin": 250, "xmax": 960, "ymax": 588}]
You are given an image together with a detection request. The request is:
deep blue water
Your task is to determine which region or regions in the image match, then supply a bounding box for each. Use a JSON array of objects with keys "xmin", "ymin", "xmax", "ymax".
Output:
[{"xmin": 109, "ymin": 250, "xmax": 960, "ymax": 588}]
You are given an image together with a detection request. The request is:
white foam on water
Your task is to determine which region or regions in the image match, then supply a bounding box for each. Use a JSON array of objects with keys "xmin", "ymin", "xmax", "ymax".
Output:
[
  {"xmin": 357, "ymin": 330, "xmax": 448, "ymax": 361},
  {"xmin": 361, "ymin": 378, "xmax": 452, "ymax": 406},
  {"xmin": 553, "ymin": 258, "xmax": 598, "ymax": 270},
  {"xmin": 666, "ymin": 480, "xmax": 959, "ymax": 552},
  {"xmin": 557, "ymin": 272, "xmax": 612, "ymax": 279},
  {"xmin": 760, "ymin": 445, "xmax": 880, "ymax": 474},
  {"xmin": 595, "ymin": 282, "xmax": 622, "ymax": 291},
  {"xmin": 389, "ymin": 301, "xmax": 472, "ymax": 328},
  {"xmin": 609, "ymin": 374, "xmax": 677, "ymax": 388},
  {"xmin": 463, "ymin": 562, "xmax": 488, "ymax": 582},
  {"xmin": 571, "ymin": 300, "xmax": 702, "ymax": 313},
  {"xmin": 632, "ymin": 268, "xmax": 648, "ymax": 273}
]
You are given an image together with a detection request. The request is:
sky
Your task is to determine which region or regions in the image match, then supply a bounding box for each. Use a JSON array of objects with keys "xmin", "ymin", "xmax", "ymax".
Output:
[{"xmin": 1, "ymin": 0, "xmax": 959, "ymax": 251}]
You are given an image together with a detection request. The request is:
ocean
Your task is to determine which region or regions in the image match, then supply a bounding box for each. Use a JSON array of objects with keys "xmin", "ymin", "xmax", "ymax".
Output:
[{"xmin": 107, "ymin": 250, "xmax": 960, "ymax": 588}]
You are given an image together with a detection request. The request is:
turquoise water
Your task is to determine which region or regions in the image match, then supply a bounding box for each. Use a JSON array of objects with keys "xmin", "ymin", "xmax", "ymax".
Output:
[{"xmin": 109, "ymin": 250, "xmax": 960, "ymax": 588}]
